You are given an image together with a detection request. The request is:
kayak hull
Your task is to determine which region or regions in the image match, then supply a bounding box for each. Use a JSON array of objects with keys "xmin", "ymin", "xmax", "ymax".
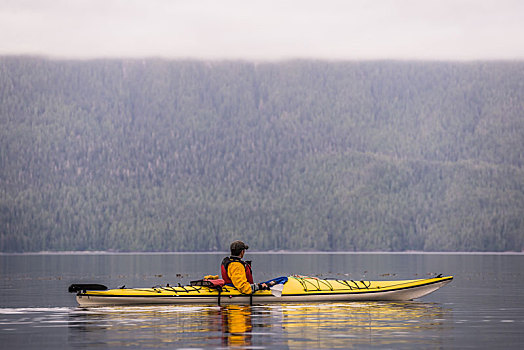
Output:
[{"xmin": 74, "ymin": 276, "xmax": 452, "ymax": 307}]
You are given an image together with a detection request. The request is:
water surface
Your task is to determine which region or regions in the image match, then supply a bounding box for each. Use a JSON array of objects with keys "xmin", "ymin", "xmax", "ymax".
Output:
[{"xmin": 1, "ymin": 253, "xmax": 523, "ymax": 348}]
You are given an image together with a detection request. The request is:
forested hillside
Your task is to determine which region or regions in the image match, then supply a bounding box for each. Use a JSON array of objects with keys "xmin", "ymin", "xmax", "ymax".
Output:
[{"xmin": 1, "ymin": 57, "xmax": 523, "ymax": 252}]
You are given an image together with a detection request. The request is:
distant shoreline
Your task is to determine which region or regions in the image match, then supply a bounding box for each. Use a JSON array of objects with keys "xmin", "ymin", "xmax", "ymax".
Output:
[{"xmin": 1, "ymin": 250, "xmax": 522, "ymax": 255}]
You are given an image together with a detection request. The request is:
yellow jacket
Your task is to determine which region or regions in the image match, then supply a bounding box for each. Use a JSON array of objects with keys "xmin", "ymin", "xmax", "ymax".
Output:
[{"xmin": 227, "ymin": 261, "xmax": 253, "ymax": 294}]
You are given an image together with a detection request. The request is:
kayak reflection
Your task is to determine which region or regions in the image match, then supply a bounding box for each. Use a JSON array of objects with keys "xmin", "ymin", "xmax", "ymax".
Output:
[
  {"xmin": 279, "ymin": 302, "xmax": 451, "ymax": 348},
  {"xmin": 67, "ymin": 305, "xmax": 263, "ymax": 348},
  {"xmin": 68, "ymin": 302, "xmax": 450, "ymax": 348}
]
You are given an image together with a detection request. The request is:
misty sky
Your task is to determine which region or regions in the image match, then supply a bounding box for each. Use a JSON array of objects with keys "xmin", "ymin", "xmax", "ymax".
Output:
[{"xmin": 1, "ymin": 0, "xmax": 523, "ymax": 60}]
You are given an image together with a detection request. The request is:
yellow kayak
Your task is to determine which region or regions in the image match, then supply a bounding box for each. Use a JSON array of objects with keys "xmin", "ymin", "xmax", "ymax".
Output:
[{"xmin": 69, "ymin": 275, "xmax": 453, "ymax": 307}]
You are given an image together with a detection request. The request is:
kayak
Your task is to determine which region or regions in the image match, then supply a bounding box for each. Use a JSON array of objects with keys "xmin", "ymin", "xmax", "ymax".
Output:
[{"xmin": 69, "ymin": 275, "xmax": 453, "ymax": 307}]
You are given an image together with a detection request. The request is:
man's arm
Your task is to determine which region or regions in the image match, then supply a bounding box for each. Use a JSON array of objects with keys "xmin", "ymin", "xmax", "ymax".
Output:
[{"xmin": 228, "ymin": 262, "xmax": 253, "ymax": 294}]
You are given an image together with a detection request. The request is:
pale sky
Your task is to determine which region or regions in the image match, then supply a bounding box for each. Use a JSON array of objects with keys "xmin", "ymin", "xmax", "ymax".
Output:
[{"xmin": 1, "ymin": 0, "xmax": 523, "ymax": 60}]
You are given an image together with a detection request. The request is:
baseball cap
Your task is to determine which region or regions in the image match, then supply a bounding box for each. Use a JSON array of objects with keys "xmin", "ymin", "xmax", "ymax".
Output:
[{"xmin": 230, "ymin": 240, "xmax": 249, "ymax": 251}]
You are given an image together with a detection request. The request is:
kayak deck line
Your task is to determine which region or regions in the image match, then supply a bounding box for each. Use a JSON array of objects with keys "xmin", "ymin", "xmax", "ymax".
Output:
[
  {"xmin": 70, "ymin": 275, "xmax": 453, "ymax": 306},
  {"xmin": 283, "ymin": 276, "xmax": 453, "ymax": 296},
  {"xmin": 79, "ymin": 276, "xmax": 452, "ymax": 297}
]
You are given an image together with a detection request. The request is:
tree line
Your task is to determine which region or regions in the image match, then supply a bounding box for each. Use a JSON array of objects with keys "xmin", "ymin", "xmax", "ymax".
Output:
[{"xmin": 1, "ymin": 57, "xmax": 523, "ymax": 252}]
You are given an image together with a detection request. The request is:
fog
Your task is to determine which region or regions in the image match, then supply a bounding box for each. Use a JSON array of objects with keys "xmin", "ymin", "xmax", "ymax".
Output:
[{"xmin": 1, "ymin": 0, "xmax": 523, "ymax": 60}]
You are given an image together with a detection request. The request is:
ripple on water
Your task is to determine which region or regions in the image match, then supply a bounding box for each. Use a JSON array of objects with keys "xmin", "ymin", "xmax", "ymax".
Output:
[{"xmin": 0, "ymin": 307, "xmax": 73, "ymax": 315}]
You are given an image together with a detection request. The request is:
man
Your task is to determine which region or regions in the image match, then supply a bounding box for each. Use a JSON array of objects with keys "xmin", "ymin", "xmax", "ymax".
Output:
[{"xmin": 221, "ymin": 240, "xmax": 269, "ymax": 294}]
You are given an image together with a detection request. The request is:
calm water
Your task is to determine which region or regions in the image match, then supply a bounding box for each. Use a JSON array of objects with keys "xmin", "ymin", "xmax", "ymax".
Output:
[{"xmin": 0, "ymin": 253, "xmax": 523, "ymax": 349}]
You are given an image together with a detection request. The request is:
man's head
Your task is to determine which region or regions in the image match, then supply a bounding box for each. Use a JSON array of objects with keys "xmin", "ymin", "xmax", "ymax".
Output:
[{"xmin": 230, "ymin": 240, "xmax": 249, "ymax": 256}]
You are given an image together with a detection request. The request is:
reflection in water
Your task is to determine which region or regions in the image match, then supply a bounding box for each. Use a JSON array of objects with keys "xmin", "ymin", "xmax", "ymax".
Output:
[
  {"xmin": 220, "ymin": 305, "xmax": 252, "ymax": 347},
  {"xmin": 281, "ymin": 302, "xmax": 450, "ymax": 349},
  {"xmin": 67, "ymin": 302, "xmax": 450, "ymax": 349}
]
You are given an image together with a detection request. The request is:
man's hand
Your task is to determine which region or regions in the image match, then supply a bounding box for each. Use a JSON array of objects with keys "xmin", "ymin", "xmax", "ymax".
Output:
[
  {"xmin": 258, "ymin": 283, "xmax": 269, "ymax": 290},
  {"xmin": 261, "ymin": 281, "xmax": 277, "ymax": 290},
  {"xmin": 254, "ymin": 281, "xmax": 278, "ymax": 291}
]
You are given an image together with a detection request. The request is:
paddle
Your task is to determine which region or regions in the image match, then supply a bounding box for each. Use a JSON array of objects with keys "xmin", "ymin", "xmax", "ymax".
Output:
[
  {"xmin": 270, "ymin": 283, "xmax": 284, "ymax": 297},
  {"xmin": 68, "ymin": 284, "xmax": 108, "ymax": 293},
  {"xmin": 261, "ymin": 276, "xmax": 288, "ymax": 297}
]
